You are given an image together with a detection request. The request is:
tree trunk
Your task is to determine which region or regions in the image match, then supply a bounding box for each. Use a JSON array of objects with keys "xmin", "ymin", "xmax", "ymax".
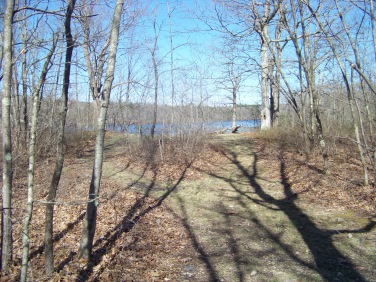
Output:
[
  {"xmin": 232, "ymin": 76, "xmax": 238, "ymax": 129},
  {"xmin": 150, "ymin": 17, "xmax": 159, "ymax": 139},
  {"xmin": 21, "ymin": 5, "xmax": 28, "ymax": 149},
  {"xmin": 260, "ymin": 34, "xmax": 271, "ymax": 130},
  {"xmin": 1, "ymin": 0, "xmax": 14, "ymax": 273},
  {"xmin": 150, "ymin": 54, "xmax": 159, "ymax": 138},
  {"xmin": 21, "ymin": 35, "xmax": 57, "ymax": 282},
  {"xmin": 258, "ymin": 0, "xmax": 279, "ymax": 130},
  {"xmin": 44, "ymin": 0, "xmax": 76, "ymax": 275},
  {"xmin": 11, "ymin": 64, "xmax": 21, "ymax": 150},
  {"xmin": 272, "ymin": 13, "xmax": 282, "ymax": 127},
  {"xmin": 79, "ymin": 0, "xmax": 125, "ymax": 260},
  {"xmin": 167, "ymin": 0, "xmax": 175, "ymax": 136}
]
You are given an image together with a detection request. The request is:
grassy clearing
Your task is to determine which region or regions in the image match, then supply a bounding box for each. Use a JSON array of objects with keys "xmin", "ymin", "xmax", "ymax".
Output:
[{"xmin": 108, "ymin": 133, "xmax": 375, "ymax": 282}]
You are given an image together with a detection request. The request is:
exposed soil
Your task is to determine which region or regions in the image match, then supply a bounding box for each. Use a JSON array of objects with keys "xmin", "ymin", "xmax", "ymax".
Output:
[{"xmin": 1, "ymin": 132, "xmax": 375, "ymax": 281}]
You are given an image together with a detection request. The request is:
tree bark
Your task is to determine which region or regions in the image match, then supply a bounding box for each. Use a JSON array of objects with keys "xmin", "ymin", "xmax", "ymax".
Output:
[
  {"xmin": 81, "ymin": 0, "xmax": 110, "ymax": 106},
  {"xmin": 44, "ymin": 0, "xmax": 76, "ymax": 275},
  {"xmin": 21, "ymin": 3, "xmax": 28, "ymax": 149},
  {"xmin": 271, "ymin": 11, "xmax": 282, "ymax": 126},
  {"xmin": 21, "ymin": 34, "xmax": 57, "ymax": 282},
  {"xmin": 79, "ymin": 0, "xmax": 125, "ymax": 260},
  {"xmin": 167, "ymin": 0, "xmax": 175, "ymax": 136},
  {"xmin": 1, "ymin": 0, "xmax": 14, "ymax": 273},
  {"xmin": 260, "ymin": 31, "xmax": 271, "ymax": 129},
  {"xmin": 257, "ymin": 0, "xmax": 280, "ymax": 129},
  {"xmin": 150, "ymin": 52, "xmax": 159, "ymax": 138},
  {"xmin": 232, "ymin": 76, "xmax": 238, "ymax": 129},
  {"xmin": 150, "ymin": 17, "xmax": 159, "ymax": 139}
]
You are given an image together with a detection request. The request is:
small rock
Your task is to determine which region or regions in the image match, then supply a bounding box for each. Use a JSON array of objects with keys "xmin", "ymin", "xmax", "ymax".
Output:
[
  {"xmin": 251, "ymin": 270, "xmax": 257, "ymax": 276},
  {"xmin": 348, "ymin": 233, "xmax": 353, "ymax": 239},
  {"xmin": 182, "ymin": 265, "xmax": 196, "ymax": 274},
  {"xmin": 126, "ymin": 236, "xmax": 133, "ymax": 243},
  {"xmin": 337, "ymin": 217, "xmax": 345, "ymax": 223}
]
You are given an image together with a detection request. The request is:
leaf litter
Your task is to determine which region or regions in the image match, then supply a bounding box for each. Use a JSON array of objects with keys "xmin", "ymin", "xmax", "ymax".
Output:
[{"xmin": 1, "ymin": 132, "xmax": 375, "ymax": 281}]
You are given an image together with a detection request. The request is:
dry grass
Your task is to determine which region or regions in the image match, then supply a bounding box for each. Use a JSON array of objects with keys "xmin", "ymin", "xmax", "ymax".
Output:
[{"xmin": 1, "ymin": 131, "xmax": 375, "ymax": 281}]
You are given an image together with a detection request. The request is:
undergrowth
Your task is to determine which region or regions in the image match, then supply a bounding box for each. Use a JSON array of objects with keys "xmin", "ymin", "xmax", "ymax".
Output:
[{"xmin": 120, "ymin": 133, "xmax": 208, "ymax": 166}]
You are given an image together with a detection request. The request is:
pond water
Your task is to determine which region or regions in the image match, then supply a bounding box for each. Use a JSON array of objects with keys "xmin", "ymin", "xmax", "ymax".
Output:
[{"xmin": 108, "ymin": 119, "xmax": 260, "ymax": 135}]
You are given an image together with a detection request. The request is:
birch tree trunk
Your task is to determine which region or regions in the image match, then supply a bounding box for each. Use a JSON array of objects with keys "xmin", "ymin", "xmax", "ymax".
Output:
[
  {"xmin": 79, "ymin": 0, "xmax": 125, "ymax": 260},
  {"xmin": 20, "ymin": 35, "xmax": 57, "ymax": 282},
  {"xmin": 1, "ymin": 0, "xmax": 15, "ymax": 273},
  {"xmin": 44, "ymin": 0, "xmax": 76, "ymax": 275}
]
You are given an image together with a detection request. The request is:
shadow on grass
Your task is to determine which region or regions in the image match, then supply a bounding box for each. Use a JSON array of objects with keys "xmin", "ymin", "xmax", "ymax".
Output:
[
  {"xmin": 175, "ymin": 195, "xmax": 221, "ymax": 281},
  {"xmin": 211, "ymin": 142, "xmax": 373, "ymax": 282},
  {"xmin": 75, "ymin": 161, "xmax": 192, "ymax": 281}
]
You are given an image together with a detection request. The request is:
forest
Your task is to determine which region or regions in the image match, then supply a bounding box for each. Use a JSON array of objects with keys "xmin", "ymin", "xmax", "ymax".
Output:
[{"xmin": 0, "ymin": 0, "xmax": 375, "ymax": 281}]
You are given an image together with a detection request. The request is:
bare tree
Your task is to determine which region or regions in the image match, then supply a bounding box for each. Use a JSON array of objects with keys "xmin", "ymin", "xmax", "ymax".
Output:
[
  {"xmin": 339, "ymin": 0, "xmax": 376, "ymax": 174},
  {"xmin": 1, "ymin": 0, "xmax": 15, "ymax": 273},
  {"xmin": 167, "ymin": 0, "xmax": 176, "ymax": 133},
  {"xmin": 251, "ymin": 0, "xmax": 281, "ymax": 129},
  {"xmin": 20, "ymin": 2, "xmax": 28, "ymax": 149},
  {"xmin": 303, "ymin": 0, "xmax": 369, "ymax": 183},
  {"xmin": 79, "ymin": 0, "xmax": 125, "ymax": 260},
  {"xmin": 281, "ymin": 0, "xmax": 329, "ymax": 172},
  {"xmin": 216, "ymin": 55, "xmax": 240, "ymax": 130},
  {"xmin": 210, "ymin": 0, "xmax": 281, "ymax": 129},
  {"xmin": 148, "ymin": 7, "xmax": 161, "ymax": 139},
  {"xmin": 79, "ymin": 0, "xmax": 110, "ymax": 107},
  {"xmin": 21, "ymin": 33, "xmax": 57, "ymax": 282},
  {"xmin": 269, "ymin": 8, "xmax": 283, "ymax": 126},
  {"xmin": 44, "ymin": 0, "xmax": 76, "ymax": 275}
]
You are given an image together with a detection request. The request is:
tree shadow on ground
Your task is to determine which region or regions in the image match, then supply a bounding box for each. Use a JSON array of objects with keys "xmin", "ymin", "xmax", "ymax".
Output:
[
  {"xmin": 75, "ymin": 161, "xmax": 192, "ymax": 281},
  {"xmin": 175, "ymin": 195, "xmax": 221, "ymax": 281},
  {"xmin": 212, "ymin": 143, "xmax": 374, "ymax": 282},
  {"xmin": 28, "ymin": 212, "xmax": 86, "ymax": 262}
]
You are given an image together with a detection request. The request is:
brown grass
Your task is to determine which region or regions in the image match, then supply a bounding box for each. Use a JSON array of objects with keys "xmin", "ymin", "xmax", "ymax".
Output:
[{"xmin": 1, "ymin": 131, "xmax": 375, "ymax": 281}]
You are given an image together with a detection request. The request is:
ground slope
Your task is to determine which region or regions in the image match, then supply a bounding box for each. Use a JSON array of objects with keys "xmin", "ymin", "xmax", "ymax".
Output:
[{"xmin": 1, "ymin": 133, "xmax": 375, "ymax": 281}]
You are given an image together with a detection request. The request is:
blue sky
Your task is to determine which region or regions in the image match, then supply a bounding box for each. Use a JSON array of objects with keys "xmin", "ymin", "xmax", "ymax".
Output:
[{"xmin": 132, "ymin": 0, "xmax": 262, "ymax": 106}]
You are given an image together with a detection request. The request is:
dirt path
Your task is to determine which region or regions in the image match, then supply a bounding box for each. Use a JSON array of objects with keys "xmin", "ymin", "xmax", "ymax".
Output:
[{"xmin": 157, "ymin": 134, "xmax": 376, "ymax": 282}]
